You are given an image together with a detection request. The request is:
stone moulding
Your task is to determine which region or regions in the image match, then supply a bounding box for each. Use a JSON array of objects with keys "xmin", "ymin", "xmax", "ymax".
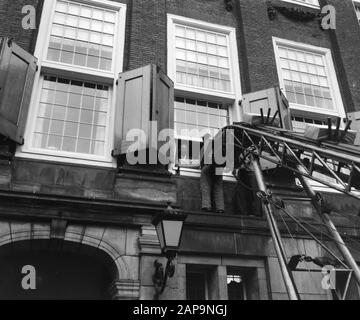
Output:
[
  {"xmin": 267, "ymin": 1, "xmax": 322, "ymax": 22},
  {"xmin": 109, "ymin": 280, "xmax": 141, "ymax": 300}
]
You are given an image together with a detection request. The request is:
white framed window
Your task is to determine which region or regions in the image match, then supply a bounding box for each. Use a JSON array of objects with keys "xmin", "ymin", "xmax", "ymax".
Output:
[
  {"xmin": 273, "ymin": 37, "xmax": 346, "ymax": 122},
  {"xmin": 17, "ymin": 0, "xmax": 127, "ymax": 167},
  {"xmin": 168, "ymin": 14, "xmax": 242, "ymax": 103},
  {"xmin": 175, "ymin": 98, "xmax": 230, "ymax": 142},
  {"xmin": 280, "ymin": 0, "xmax": 320, "ymax": 9},
  {"xmin": 291, "ymin": 116, "xmax": 327, "ymax": 133},
  {"xmin": 274, "ymin": 38, "xmax": 347, "ymax": 193},
  {"xmin": 167, "ymin": 14, "xmax": 242, "ymax": 174},
  {"xmin": 354, "ymin": 1, "xmax": 360, "ymax": 24}
]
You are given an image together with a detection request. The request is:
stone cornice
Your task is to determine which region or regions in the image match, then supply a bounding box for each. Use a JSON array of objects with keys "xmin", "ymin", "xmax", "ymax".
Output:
[{"xmin": 267, "ymin": 0, "xmax": 322, "ymax": 22}]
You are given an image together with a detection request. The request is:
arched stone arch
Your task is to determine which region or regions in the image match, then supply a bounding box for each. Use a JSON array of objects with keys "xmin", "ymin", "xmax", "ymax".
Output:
[{"xmin": 0, "ymin": 219, "xmax": 140, "ymax": 300}]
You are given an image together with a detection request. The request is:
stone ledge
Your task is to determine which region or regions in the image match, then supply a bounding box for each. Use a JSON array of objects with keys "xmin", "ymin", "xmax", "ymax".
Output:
[
  {"xmin": 109, "ymin": 280, "xmax": 141, "ymax": 300},
  {"xmin": 138, "ymin": 226, "xmax": 161, "ymax": 255},
  {"xmin": 115, "ymin": 173, "xmax": 177, "ymax": 204}
]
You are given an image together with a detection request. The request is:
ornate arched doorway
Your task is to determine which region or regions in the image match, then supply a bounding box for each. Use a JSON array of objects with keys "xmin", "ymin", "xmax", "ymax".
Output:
[
  {"xmin": 0, "ymin": 220, "xmax": 141, "ymax": 300},
  {"xmin": 0, "ymin": 240, "xmax": 116, "ymax": 300}
]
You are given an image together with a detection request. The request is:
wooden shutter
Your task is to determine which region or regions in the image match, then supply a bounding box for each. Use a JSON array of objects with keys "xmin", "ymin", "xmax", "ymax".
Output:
[
  {"xmin": 113, "ymin": 64, "xmax": 174, "ymax": 158},
  {"xmin": 0, "ymin": 37, "xmax": 37, "ymax": 144},
  {"xmin": 241, "ymin": 86, "xmax": 292, "ymax": 130},
  {"xmin": 113, "ymin": 65, "xmax": 152, "ymax": 156},
  {"xmin": 152, "ymin": 66, "xmax": 174, "ymax": 160}
]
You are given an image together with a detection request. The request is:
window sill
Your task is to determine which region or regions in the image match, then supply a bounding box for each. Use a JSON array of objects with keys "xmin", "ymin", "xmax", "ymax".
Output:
[
  {"xmin": 290, "ymin": 103, "xmax": 343, "ymax": 119},
  {"xmin": 277, "ymin": 0, "xmax": 320, "ymax": 10},
  {"xmin": 175, "ymin": 85, "xmax": 236, "ymax": 103},
  {"xmin": 173, "ymin": 166, "xmax": 237, "ymax": 182},
  {"xmin": 41, "ymin": 61, "xmax": 115, "ymax": 85},
  {"xmin": 15, "ymin": 149, "xmax": 117, "ymax": 169}
]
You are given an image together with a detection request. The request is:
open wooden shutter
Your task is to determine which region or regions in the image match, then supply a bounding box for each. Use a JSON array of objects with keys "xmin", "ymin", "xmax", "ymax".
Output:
[
  {"xmin": 152, "ymin": 66, "xmax": 174, "ymax": 161},
  {"xmin": 113, "ymin": 65, "xmax": 152, "ymax": 156},
  {"xmin": 0, "ymin": 37, "xmax": 37, "ymax": 144},
  {"xmin": 113, "ymin": 64, "xmax": 174, "ymax": 158},
  {"xmin": 241, "ymin": 86, "xmax": 292, "ymax": 130}
]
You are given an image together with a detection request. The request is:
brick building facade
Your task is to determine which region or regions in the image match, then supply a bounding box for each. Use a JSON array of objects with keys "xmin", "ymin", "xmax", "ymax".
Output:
[{"xmin": 0, "ymin": 0, "xmax": 359, "ymax": 300}]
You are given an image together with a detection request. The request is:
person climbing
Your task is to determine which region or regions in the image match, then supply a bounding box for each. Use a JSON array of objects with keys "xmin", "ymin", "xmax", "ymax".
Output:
[{"xmin": 200, "ymin": 133, "xmax": 225, "ymax": 214}]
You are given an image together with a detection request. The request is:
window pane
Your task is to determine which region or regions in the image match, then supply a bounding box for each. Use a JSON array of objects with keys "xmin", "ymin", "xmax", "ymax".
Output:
[
  {"xmin": 173, "ymin": 24, "xmax": 232, "ymax": 92},
  {"xmin": 33, "ymin": 76, "xmax": 110, "ymax": 156},
  {"xmin": 174, "ymin": 98, "xmax": 229, "ymax": 141},
  {"xmin": 47, "ymin": 0, "xmax": 117, "ymax": 71},
  {"xmin": 278, "ymin": 45, "xmax": 335, "ymax": 111}
]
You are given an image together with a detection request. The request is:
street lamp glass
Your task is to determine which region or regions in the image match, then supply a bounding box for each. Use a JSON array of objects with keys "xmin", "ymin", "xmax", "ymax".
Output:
[
  {"xmin": 162, "ymin": 220, "xmax": 184, "ymax": 248},
  {"xmin": 152, "ymin": 205, "xmax": 186, "ymax": 255},
  {"xmin": 155, "ymin": 220, "xmax": 165, "ymax": 250},
  {"xmin": 154, "ymin": 218, "xmax": 184, "ymax": 252}
]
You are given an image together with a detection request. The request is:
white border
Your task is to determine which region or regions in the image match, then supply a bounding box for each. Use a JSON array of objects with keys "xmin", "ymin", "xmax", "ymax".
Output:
[
  {"xmin": 280, "ymin": 0, "xmax": 320, "ymax": 9},
  {"xmin": 167, "ymin": 14, "xmax": 242, "ymax": 178},
  {"xmin": 167, "ymin": 14, "xmax": 242, "ymax": 123},
  {"xmin": 16, "ymin": 0, "xmax": 127, "ymax": 168},
  {"xmin": 353, "ymin": 0, "xmax": 360, "ymax": 25},
  {"xmin": 272, "ymin": 37, "xmax": 346, "ymax": 120}
]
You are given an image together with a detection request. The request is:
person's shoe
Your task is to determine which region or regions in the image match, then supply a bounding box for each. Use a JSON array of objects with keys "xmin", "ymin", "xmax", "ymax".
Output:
[
  {"xmin": 216, "ymin": 210, "xmax": 225, "ymax": 214},
  {"xmin": 201, "ymin": 207, "xmax": 212, "ymax": 213}
]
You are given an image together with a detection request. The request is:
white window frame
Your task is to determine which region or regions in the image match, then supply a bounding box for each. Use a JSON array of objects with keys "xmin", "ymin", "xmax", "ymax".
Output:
[
  {"xmin": 16, "ymin": 0, "xmax": 127, "ymax": 168},
  {"xmin": 167, "ymin": 14, "xmax": 242, "ymax": 122},
  {"xmin": 280, "ymin": 0, "xmax": 320, "ymax": 9},
  {"xmin": 354, "ymin": 0, "xmax": 360, "ymax": 25},
  {"xmin": 167, "ymin": 14, "xmax": 242, "ymax": 177},
  {"xmin": 274, "ymin": 37, "xmax": 348, "ymax": 193},
  {"xmin": 273, "ymin": 37, "xmax": 346, "ymax": 120}
]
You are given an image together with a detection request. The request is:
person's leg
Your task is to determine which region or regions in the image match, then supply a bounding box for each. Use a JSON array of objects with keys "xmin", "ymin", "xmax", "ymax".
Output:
[
  {"xmin": 213, "ymin": 171, "xmax": 225, "ymax": 213},
  {"xmin": 200, "ymin": 165, "xmax": 213, "ymax": 211}
]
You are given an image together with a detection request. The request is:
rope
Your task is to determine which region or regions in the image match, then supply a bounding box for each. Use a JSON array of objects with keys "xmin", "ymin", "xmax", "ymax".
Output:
[
  {"xmin": 264, "ymin": 195, "xmax": 348, "ymax": 269},
  {"xmin": 272, "ymin": 199, "xmax": 360, "ymax": 261},
  {"xmin": 275, "ymin": 204, "xmax": 326, "ymax": 296},
  {"xmin": 228, "ymin": 128, "xmax": 360, "ymax": 263},
  {"xmin": 306, "ymin": 213, "xmax": 360, "ymax": 257},
  {"xmin": 328, "ymin": 209, "xmax": 360, "ymax": 231}
]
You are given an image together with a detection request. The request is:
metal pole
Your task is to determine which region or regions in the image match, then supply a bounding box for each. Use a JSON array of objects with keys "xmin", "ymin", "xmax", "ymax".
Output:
[
  {"xmin": 296, "ymin": 165, "xmax": 360, "ymax": 289},
  {"xmin": 252, "ymin": 158, "xmax": 300, "ymax": 300}
]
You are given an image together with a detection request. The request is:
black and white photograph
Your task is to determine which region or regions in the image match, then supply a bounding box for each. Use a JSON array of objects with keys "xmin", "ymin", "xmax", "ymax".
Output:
[{"xmin": 0, "ymin": 0, "xmax": 360, "ymax": 306}]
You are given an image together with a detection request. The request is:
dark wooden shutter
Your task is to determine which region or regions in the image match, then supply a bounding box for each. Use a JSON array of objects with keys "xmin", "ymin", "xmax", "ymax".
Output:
[
  {"xmin": 0, "ymin": 37, "xmax": 37, "ymax": 144},
  {"xmin": 241, "ymin": 86, "xmax": 292, "ymax": 130},
  {"xmin": 113, "ymin": 64, "xmax": 174, "ymax": 158},
  {"xmin": 152, "ymin": 66, "xmax": 174, "ymax": 160}
]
